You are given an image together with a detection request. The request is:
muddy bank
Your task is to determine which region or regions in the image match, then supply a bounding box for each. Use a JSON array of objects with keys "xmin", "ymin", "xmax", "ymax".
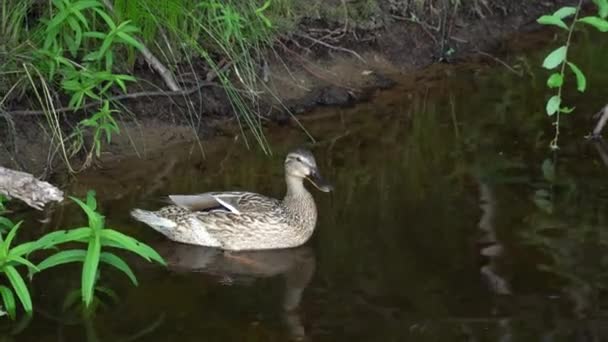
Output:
[{"xmin": 0, "ymin": 0, "xmax": 577, "ymax": 175}]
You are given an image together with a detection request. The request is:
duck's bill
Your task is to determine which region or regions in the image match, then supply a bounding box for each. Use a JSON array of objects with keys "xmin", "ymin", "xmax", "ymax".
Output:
[{"xmin": 307, "ymin": 171, "xmax": 333, "ymax": 192}]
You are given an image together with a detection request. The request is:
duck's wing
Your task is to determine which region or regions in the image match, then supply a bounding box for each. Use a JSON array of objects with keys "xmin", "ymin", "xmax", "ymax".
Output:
[
  {"xmin": 168, "ymin": 192, "xmax": 278, "ymax": 214},
  {"xmin": 168, "ymin": 193, "xmax": 232, "ymax": 212}
]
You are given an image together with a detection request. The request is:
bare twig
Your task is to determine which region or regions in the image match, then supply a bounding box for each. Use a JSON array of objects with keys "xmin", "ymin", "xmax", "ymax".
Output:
[
  {"xmin": 391, "ymin": 14, "xmax": 438, "ymax": 44},
  {"xmin": 293, "ymin": 32, "xmax": 366, "ymax": 63},
  {"xmin": 277, "ymin": 41, "xmax": 357, "ymax": 92},
  {"xmin": 0, "ymin": 166, "xmax": 64, "ymax": 210},
  {"xmin": 475, "ymin": 50, "xmax": 523, "ymax": 76},
  {"xmin": 7, "ymin": 62, "xmax": 232, "ymax": 117},
  {"xmin": 592, "ymin": 138, "xmax": 608, "ymax": 167},
  {"xmin": 589, "ymin": 104, "xmax": 608, "ymax": 138},
  {"xmin": 7, "ymin": 81, "xmax": 216, "ymax": 116},
  {"xmin": 101, "ymin": 0, "xmax": 181, "ymax": 91}
]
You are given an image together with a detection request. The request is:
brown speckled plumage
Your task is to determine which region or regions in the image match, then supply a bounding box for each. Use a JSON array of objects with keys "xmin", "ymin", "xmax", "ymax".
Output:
[{"xmin": 130, "ymin": 149, "xmax": 332, "ymax": 251}]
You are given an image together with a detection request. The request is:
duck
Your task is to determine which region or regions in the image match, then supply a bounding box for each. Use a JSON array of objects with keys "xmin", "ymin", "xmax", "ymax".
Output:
[{"xmin": 130, "ymin": 148, "xmax": 332, "ymax": 251}]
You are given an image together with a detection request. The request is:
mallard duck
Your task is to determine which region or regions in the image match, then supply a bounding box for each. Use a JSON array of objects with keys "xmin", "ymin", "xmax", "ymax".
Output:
[{"xmin": 130, "ymin": 148, "xmax": 332, "ymax": 251}]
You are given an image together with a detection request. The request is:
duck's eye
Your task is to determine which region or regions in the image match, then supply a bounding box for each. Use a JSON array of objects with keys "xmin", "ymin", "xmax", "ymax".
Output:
[{"xmin": 296, "ymin": 156, "xmax": 303, "ymax": 162}]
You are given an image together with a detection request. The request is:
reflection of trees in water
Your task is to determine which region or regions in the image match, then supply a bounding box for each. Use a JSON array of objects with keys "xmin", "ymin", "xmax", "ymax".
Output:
[{"xmin": 521, "ymin": 146, "xmax": 608, "ymax": 320}]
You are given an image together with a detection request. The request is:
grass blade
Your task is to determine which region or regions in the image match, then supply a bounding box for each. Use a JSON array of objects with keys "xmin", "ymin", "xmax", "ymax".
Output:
[
  {"xmin": 82, "ymin": 234, "xmax": 101, "ymax": 306},
  {"xmin": 0, "ymin": 285, "xmax": 16, "ymax": 319},
  {"xmin": 4, "ymin": 265, "xmax": 32, "ymax": 313},
  {"xmin": 101, "ymin": 229, "xmax": 166, "ymax": 266},
  {"xmin": 100, "ymin": 252, "xmax": 138, "ymax": 285}
]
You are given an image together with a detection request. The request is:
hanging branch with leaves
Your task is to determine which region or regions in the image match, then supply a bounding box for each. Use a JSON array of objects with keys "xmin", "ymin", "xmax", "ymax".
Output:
[{"xmin": 538, "ymin": 0, "xmax": 608, "ymax": 149}]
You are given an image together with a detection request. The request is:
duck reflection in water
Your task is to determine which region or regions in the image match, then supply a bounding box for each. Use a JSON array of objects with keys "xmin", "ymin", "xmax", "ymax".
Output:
[{"xmin": 156, "ymin": 242, "xmax": 316, "ymax": 340}]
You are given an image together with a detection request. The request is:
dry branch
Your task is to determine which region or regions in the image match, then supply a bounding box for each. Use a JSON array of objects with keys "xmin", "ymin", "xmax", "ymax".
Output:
[
  {"xmin": 0, "ymin": 167, "xmax": 64, "ymax": 210},
  {"xmin": 7, "ymin": 81, "xmax": 216, "ymax": 116},
  {"xmin": 591, "ymin": 104, "xmax": 608, "ymax": 138},
  {"xmin": 7, "ymin": 62, "xmax": 231, "ymax": 117}
]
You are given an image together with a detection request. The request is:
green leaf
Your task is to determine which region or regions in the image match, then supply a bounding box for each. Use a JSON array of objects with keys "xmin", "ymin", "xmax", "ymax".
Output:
[
  {"xmin": 9, "ymin": 241, "xmax": 42, "ymax": 258},
  {"xmin": 10, "ymin": 256, "xmax": 40, "ymax": 274},
  {"xmin": 537, "ymin": 15, "xmax": 569, "ymax": 30},
  {"xmin": 62, "ymin": 289, "xmax": 81, "ymax": 311},
  {"xmin": 554, "ymin": 6, "xmax": 577, "ymax": 19},
  {"xmin": 100, "ymin": 229, "xmax": 166, "ymax": 265},
  {"xmin": 567, "ymin": 62, "xmax": 587, "ymax": 92},
  {"xmin": 256, "ymin": 0, "xmax": 272, "ymax": 13},
  {"xmin": 0, "ymin": 285, "xmax": 16, "ymax": 319},
  {"xmin": 46, "ymin": 11, "xmax": 70, "ymax": 33},
  {"xmin": 105, "ymin": 50, "xmax": 114, "ymax": 71},
  {"xmin": 547, "ymin": 73, "xmax": 563, "ymax": 88},
  {"xmin": 115, "ymin": 78, "xmax": 127, "ymax": 92},
  {"xmin": 97, "ymin": 35, "xmax": 115, "ymax": 60},
  {"xmin": 35, "ymin": 227, "xmax": 92, "ymax": 249},
  {"xmin": 578, "ymin": 16, "xmax": 608, "ymax": 31},
  {"xmin": 4, "ymin": 265, "xmax": 32, "ymax": 313},
  {"xmin": 546, "ymin": 95, "xmax": 561, "ymax": 116},
  {"xmin": 100, "ymin": 252, "xmax": 138, "ymax": 286},
  {"xmin": 95, "ymin": 286, "xmax": 119, "ymax": 304},
  {"xmin": 543, "ymin": 46, "xmax": 567, "ymax": 69},
  {"xmin": 85, "ymin": 190, "xmax": 97, "ymax": 211},
  {"xmin": 594, "ymin": 0, "xmax": 608, "ymax": 18},
  {"xmin": 70, "ymin": 196, "xmax": 103, "ymax": 230},
  {"xmin": 561, "ymin": 106, "xmax": 576, "ymax": 114},
  {"xmin": 82, "ymin": 234, "xmax": 101, "ymax": 306},
  {"xmin": 116, "ymin": 32, "xmax": 144, "ymax": 51},
  {"xmin": 93, "ymin": 7, "xmax": 116, "ymax": 30},
  {"xmin": 0, "ymin": 217, "xmax": 15, "ymax": 231},
  {"xmin": 3, "ymin": 221, "xmax": 23, "ymax": 255},
  {"xmin": 83, "ymin": 31, "xmax": 106, "ymax": 39},
  {"xmin": 36, "ymin": 249, "xmax": 86, "ymax": 272}
]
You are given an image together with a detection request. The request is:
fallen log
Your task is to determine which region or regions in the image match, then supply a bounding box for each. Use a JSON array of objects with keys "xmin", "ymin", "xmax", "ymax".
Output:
[{"xmin": 0, "ymin": 167, "xmax": 64, "ymax": 210}]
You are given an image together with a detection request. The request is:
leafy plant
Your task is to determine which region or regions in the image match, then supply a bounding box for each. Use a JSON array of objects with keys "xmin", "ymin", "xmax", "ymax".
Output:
[
  {"xmin": 538, "ymin": 0, "xmax": 608, "ymax": 149},
  {"xmin": 0, "ymin": 218, "xmax": 39, "ymax": 319},
  {"xmin": 35, "ymin": 190, "xmax": 165, "ymax": 307},
  {"xmin": 0, "ymin": 195, "xmax": 8, "ymax": 215},
  {"xmin": 31, "ymin": 0, "xmax": 143, "ymax": 167},
  {"xmin": 72, "ymin": 100, "xmax": 121, "ymax": 158}
]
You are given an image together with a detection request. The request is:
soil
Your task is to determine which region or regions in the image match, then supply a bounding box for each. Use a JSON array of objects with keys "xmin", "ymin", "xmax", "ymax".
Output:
[{"xmin": 0, "ymin": 0, "xmax": 580, "ymax": 176}]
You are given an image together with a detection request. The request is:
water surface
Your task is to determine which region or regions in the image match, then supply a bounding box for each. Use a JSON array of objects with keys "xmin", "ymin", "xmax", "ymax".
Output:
[{"xmin": 4, "ymin": 29, "xmax": 608, "ymax": 341}]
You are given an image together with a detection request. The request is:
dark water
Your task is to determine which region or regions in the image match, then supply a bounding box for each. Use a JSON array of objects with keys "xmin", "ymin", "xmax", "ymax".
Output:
[{"xmin": 4, "ymin": 30, "xmax": 608, "ymax": 341}]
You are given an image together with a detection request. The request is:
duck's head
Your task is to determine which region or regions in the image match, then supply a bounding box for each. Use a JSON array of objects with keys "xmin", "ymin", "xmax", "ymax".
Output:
[{"xmin": 285, "ymin": 148, "xmax": 333, "ymax": 192}]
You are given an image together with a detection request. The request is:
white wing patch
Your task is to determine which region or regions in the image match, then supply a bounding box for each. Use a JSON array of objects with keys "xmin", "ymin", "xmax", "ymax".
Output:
[{"xmin": 213, "ymin": 194, "xmax": 241, "ymax": 214}]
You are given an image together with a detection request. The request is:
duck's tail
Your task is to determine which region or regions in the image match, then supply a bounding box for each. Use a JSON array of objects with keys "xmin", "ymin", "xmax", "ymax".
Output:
[{"xmin": 130, "ymin": 208, "xmax": 177, "ymax": 237}]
